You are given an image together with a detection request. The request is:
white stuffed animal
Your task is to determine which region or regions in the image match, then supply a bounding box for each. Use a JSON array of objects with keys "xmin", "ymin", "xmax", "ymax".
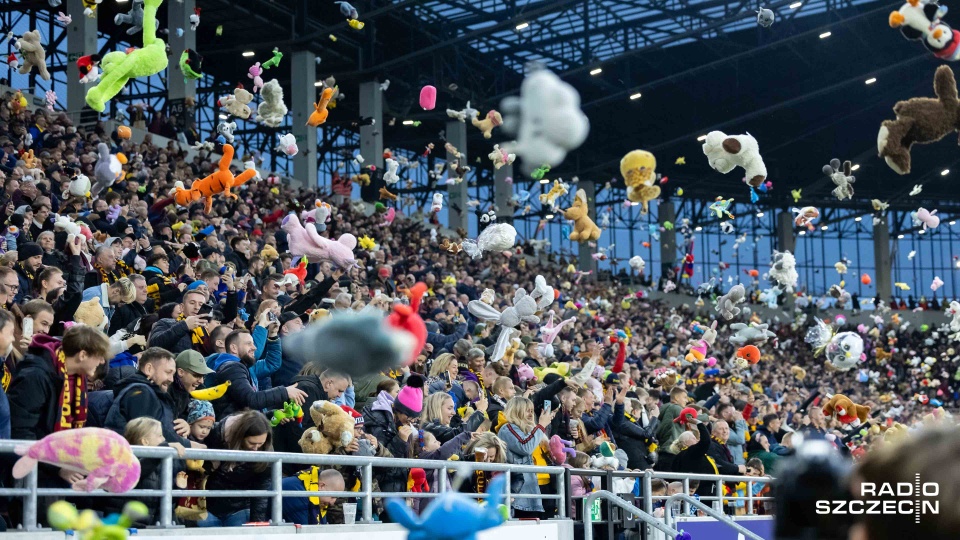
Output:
[
  {"xmin": 769, "ymin": 250, "xmax": 799, "ymax": 292},
  {"xmin": 468, "ymin": 287, "xmax": 541, "ymax": 362},
  {"xmin": 431, "ymin": 193, "xmax": 443, "ymax": 213},
  {"xmin": 243, "ymin": 160, "xmax": 262, "ymax": 183},
  {"xmin": 446, "ymin": 101, "xmax": 477, "ymax": 123},
  {"xmin": 946, "ymin": 301, "xmax": 960, "ymax": 341},
  {"xmin": 277, "ymin": 133, "xmax": 298, "ymax": 157},
  {"xmin": 219, "ymin": 87, "xmax": 254, "ymax": 119},
  {"xmin": 702, "ymin": 130, "xmax": 767, "ymax": 187},
  {"xmin": 63, "ymin": 173, "xmax": 92, "ymax": 199},
  {"xmin": 257, "ymin": 79, "xmax": 288, "ymax": 127},
  {"xmin": 383, "ymin": 158, "xmax": 400, "ymax": 184},
  {"xmin": 889, "ymin": 0, "xmax": 960, "ymax": 60},
  {"xmin": 500, "ymin": 70, "xmax": 590, "ymax": 175},
  {"xmin": 216, "ymin": 121, "xmax": 236, "ymax": 144}
]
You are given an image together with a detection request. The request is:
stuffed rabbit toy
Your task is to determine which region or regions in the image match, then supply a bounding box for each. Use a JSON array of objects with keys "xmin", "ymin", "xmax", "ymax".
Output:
[{"xmin": 468, "ymin": 287, "xmax": 541, "ymax": 362}]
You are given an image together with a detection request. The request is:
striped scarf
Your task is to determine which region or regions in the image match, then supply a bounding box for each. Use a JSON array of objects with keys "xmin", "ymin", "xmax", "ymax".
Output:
[
  {"xmin": 96, "ymin": 261, "xmax": 133, "ymax": 284},
  {"xmin": 178, "ymin": 313, "xmax": 208, "ymax": 347},
  {"xmin": 55, "ymin": 349, "xmax": 87, "ymax": 431}
]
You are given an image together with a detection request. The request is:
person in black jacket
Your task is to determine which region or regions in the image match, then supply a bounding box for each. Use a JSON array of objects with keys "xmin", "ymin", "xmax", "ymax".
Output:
[
  {"xmin": 108, "ymin": 274, "xmax": 151, "ymax": 335},
  {"xmin": 103, "ymin": 347, "xmax": 198, "ymax": 448},
  {"xmin": 208, "ymin": 329, "xmax": 306, "ymax": 419},
  {"xmin": 6, "ymin": 326, "xmax": 111, "ymax": 486},
  {"xmin": 199, "ymin": 410, "xmax": 274, "ymax": 527},
  {"xmin": 534, "ymin": 373, "xmax": 579, "ymax": 437},
  {"xmin": 362, "ymin": 375, "xmax": 422, "ymax": 496},
  {"xmin": 672, "ymin": 420, "xmax": 744, "ymax": 498},
  {"xmin": 616, "ymin": 398, "xmax": 660, "ymax": 470},
  {"xmin": 272, "ymin": 364, "xmax": 350, "ymax": 460},
  {"xmin": 142, "ymin": 253, "xmax": 184, "ymax": 307},
  {"xmin": 421, "ymin": 392, "xmax": 487, "ymax": 444}
]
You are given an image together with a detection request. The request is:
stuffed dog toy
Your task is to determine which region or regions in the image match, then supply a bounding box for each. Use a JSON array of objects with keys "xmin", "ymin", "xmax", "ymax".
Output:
[
  {"xmin": 822, "ymin": 394, "xmax": 871, "ymax": 427},
  {"xmin": 563, "ymin": 189, "xmax": 601, "ymax": 243},
  {"xmin": 702, "ymin": 130, "xmax": 767, "ymax": 187}
]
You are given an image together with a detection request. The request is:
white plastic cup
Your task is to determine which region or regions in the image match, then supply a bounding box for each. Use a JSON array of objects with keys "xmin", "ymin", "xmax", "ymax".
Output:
[{"xmin": 342, "ymin": 502, "xmax": 357, "ymax": 524}]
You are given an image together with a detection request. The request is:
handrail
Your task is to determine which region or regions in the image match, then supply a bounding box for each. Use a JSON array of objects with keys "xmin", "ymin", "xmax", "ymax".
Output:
[
  {"xmin": 664, "ymin": 494, "xmax": 766, "ymax": 540},
  {"xmin": 0, "ymin": 439, "xmax": 566, "ymax": 530},
  {"xmin": 582, "ymin": 490, "xmax": 686, "ymax": 540}
]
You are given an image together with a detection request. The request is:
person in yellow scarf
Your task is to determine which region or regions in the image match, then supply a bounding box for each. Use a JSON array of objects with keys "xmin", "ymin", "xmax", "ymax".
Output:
[{"xmin": 281, "ymin": 468, "xmax": 345, "ymax": 525}]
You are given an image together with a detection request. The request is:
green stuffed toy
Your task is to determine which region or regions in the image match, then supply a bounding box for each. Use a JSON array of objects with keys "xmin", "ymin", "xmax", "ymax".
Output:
[
  {"xmin": 85, "ymin": 0, "xmax": 167, "ymax": 112},
  {"xmin": 48, "ymin": 500, "xmax": 148, "ymax": 540},
  {"xmin": 271, "ymin": 400, "xmax": 304, "ymax": 427},
  {"xmin": 179, "ymin": 49, "xmax": 203, "ymax": 80}
]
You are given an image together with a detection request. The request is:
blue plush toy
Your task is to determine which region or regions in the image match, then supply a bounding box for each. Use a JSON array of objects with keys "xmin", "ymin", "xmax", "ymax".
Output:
[{"xmin": 386, "ymin": 473, "xmax": 507, "ymax": 540}]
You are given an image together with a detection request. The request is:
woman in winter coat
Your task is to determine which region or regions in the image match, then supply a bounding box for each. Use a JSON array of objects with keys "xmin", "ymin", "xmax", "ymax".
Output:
[
  {"xmin": 421, "ymin": 392, "xmax": 487, "ymax": 444},
  {"xmin": 458, "ymin": 432, "xmax": 507, "ymax": 496},
  {"xmin": 615, "ymin": 398, "xmax": 661, "ymax": 470},
  {"xmin": 198, "ymin": 410, "xmax": 274, "ymax": 527},
  {"xmin": 497, "ymin": 396, "xmax": 556, "ymax": 518}
]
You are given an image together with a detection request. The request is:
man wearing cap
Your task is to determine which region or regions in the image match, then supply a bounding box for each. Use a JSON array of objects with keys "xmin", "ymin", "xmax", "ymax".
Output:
[
  {"xmin": 104, "ymin": 347, "xmax": 200, "ymax": 448},
  {"xmin": 143, "ymin": 252, "xmax": 184, "ymax": 306},
  {"xmin": 14, "ymin": 242, "xmax": 44, "ymax": 303},
  {"xmin": 170, "ymin": 350, "xmax": 214, "ymax": 435}
]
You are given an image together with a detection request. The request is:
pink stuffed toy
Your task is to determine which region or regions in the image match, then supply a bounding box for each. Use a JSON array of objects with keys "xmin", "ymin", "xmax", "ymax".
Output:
[
  {"xmin": 13, "ymin": 428, "xmax": 140, "ymax": 493},
  {"xmin": 516, "ymin": 363, "xmax": 535, "ymax": 383},
  {"xmin": 282, "ymin": 213, "xmax": 357, "ymax": 269}
]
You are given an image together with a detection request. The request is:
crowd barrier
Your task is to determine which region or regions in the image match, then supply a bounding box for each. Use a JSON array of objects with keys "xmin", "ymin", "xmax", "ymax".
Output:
[{"xmin": 0, "ymin": 439, "xmax": 775, "ymax": 537}]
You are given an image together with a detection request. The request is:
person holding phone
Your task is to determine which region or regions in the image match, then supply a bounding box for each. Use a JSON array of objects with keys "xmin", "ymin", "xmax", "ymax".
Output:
[{"xmin": 148, "ymin": 289, "xmax": 213, "ymax": 355}]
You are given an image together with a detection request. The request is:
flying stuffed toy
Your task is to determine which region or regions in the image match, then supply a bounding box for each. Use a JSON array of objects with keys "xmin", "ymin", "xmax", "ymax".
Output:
[
  {"xmin": 805, "ymin": 318, "xmax": 865, "ymax": 371},
  {"xmin": 386, "ymin": 472, "xmax": 507, "ymax": 540},
  {"xmin": 702, "ymin": 130, "xmax": 767, "ymax": 187},
  {"xmin": 13, "ymin": 428, "xmax": 140, "ymax": 492},
  {"xmin": 307, "ymin": 86, "xmax": 335, "ymax": 126},
  {"xmin": 174, "ymin": 144, "xmax": 257, "ymax": 213},
  {"xmin": 500, "ymin": 69, "xmax": 590, "ymax": 175},
  {"xmin": 822, "ymin": 394, "xmax": 871, "ymax": 427},
  {"xmin": 114, "ymin": 0, "xmax": 159, "ymax": 35},
  {"xmin": 257, "ymin": 79, "xmax": 288, "ymax": 127},
  {"xmin": 76, "ymin": 54, "xmax": 101, "ymax": 83},
  {"xmin": 91, "ymin": 142, "xmax": 127, "ymax": 196},
  {"xmin": 823, "ymin": 158, "xmax": 855, "ymax": 200},
  {"xmin": 620, "ymin": 149, "xmax": 662, "ymax": 213},
  {"xmin": 14, "ymin": 30, "xmax": 50, "ymax": 81},
  {"xmin": 538, "ymin": 179, "xmax": 568, "ymax": 211},
  {"xmin": 282, "ymin": 213, "xmax": 357, "ymax": 268},
  {"xmin": 468, "ymin": 282, "xmax": 552, "ymax": 362},
  {"xmin": 889, "ymin": 0, "xmax": 960, "ymax": 60},
  {"xmin": 563, "ymin": 189, "xmax": 601, "ymax": 243},
  {"xmin": 878, "ymin": 65, "xmax": 960, "ymax": 174},
  {"xmin": 769, "ymin": 250, "xmax": 799, "ymax": 292},
  {"xmin": 716, "ymin": 283, "xmax": 746, "ymax": 320},
  {"xmin": 85, "ymin": 0, "xmax": 167, "ymax": 111},
  {"xmin": 179, "ymin": 49, "xmax": 203, "ymax": 80}
]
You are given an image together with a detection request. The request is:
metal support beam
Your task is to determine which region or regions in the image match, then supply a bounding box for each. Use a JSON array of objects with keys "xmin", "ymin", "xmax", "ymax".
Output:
[
  {"xmin": 494, "ymin": 164, "xmax": 513, "ymax": 225},
  {"xmin": 659, "ymin": 201, "xmax": 678, "ymax": 281},
  {"xmin": 577, "ymin": 182, "xmax": 597, "ymax": 275},
  {"xmin": 446, "ymin": 120, "xmax": 468, "ymax": 231},
  {"xmin": 168, "ymin": 0, "xmax": 196, "ymax": 103},
  {"xmin": 66, "ymin": 0, "xmax": 96, "ymax": 125},
  {"xmin": 291, "ymin": 50, "xmax": 318, "ymax": 189},
  {"xmin": 358, "ymin": 81, "xmax": 384, "ymax": 169},
  {"xmin": 776, "ymin": 211, "xmax": 796, "ymax": 254},
  {"xmin": 873, "ymin": 212, "xmax": 893, "ymax": 304}
]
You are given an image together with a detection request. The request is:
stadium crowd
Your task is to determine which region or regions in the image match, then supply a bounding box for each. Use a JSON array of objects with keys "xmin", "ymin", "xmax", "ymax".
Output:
[{"xmin": 0, "ymin": 92, "xmax": 957, "ymax": 531}]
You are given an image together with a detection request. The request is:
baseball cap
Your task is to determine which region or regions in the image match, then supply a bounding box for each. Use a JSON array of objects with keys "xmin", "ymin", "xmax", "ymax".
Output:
[{"xmin": 176, "ymin": 349, "xmax": 214, "ymax": 375}]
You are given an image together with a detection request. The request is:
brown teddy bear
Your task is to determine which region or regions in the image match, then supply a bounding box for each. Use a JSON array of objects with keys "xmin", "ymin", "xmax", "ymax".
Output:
[
  {"xmin": 218, "ymin": 87, "xmax": 254, "ymax": 119},
  {"xmin": 298, "ymin": 400, "xmax": 355, "ymax": 455},
  {"xmin": 15, "ymin": 30, "xmax": 50, "ymax": 81},
  {"xmin": 822, "ymin": 394, "xmax": 871, "ymax": 427},
  {"xmin": 260, "ymin": 244, "xmax": 279, "ymax": 266},
  {"xmin": 563, "ymin": 189, "xmax": 601, "ymax": 243},
  {"xmin": 878, "ymin": 65, "xmax": 960, "ymax": 174}
]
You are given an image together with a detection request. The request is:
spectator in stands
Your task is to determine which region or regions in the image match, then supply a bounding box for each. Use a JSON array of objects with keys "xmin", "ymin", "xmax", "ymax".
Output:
[
  {"xmin": 718, "ymin": 402, "xmax": 748, "ymax": 465},
  {"xmin": 421, "ymin": 392, "xmax": 487, "ymax": 444},
  {"xmin": 85, "ymin": 245, "xmax": 132, "ymax": 289},
  {"xmin": 111, "ymin": 417, "xmax": 186, "ymax": 525},
  {"xmin": 281, "ymin": 468, "xmax": 345, "ymax": 525},
  {"xmin": 14, "ymin": 242, "xmax": 43, "ymax": 304},
  {"xmin": 363, "ymin": 374, "xmax": 423, "ymax": 495},
  {"xmin": 616, "ymin": 397, "xmax": 660, "ymax": 470},
  {"xmin": 673, "ymin": 418, "xmax": 744, "ymax": 499},
  {"xmin": 81, "ymin": 276, "xmax": 136, "ymax": 323},
  {"xmin": 208, "ymin": 329, "xmax": 305, "ymax": 418},
  {"xmin": 148, "ymin": 289, "xmax": 209, "ymax": 354},
  {"xmin": 197, "ymin": 410, "xmax": 274, "ymax": 526},
  {"xmin": 109, "ymin": 274, "xmax": 151, "ymax": 334},
  {"xmin": 499, "ymin": 396, "xmax": 554, "ymax": 518},
  {"xmin": 6, "ymin": 325, "xmax": 110, "ymax": 486},
  {"xmin": 273, "ymin": 366, "xmax": 351, "ymax": 454},
  {"xmin": 104, "ymin": 347, "xmax": 200, "ymax": 448},
  {"xmin": 656, "ymin": 387, "xmax": 691, "ymax": 468},
  {"xmin": 142, "ymin": 253, "xmax": 184, "ymax": 306},
  {"xmin": 170, "ymin": 349, "xmax": 213, "ymax": 423},
  {"xmin": 0, "ymin": 309, "xmax": 17, "ymax": 439}
]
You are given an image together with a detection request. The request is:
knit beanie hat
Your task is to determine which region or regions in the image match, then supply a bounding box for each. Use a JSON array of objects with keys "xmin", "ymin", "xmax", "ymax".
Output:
[
  {"xmin": 187, "ymin": 399, "xmax": 215, "ymax": 424},
  {"xmin": 340, "ymin": 405, "xmax": 365, "ymax": 426},
  {"xmin": 394, "ymin": 374, "xmax": 424, "ymax": 418},
  {"xmin": 18, "ymin": 242, "xmax": 43, "ymax": 261}
]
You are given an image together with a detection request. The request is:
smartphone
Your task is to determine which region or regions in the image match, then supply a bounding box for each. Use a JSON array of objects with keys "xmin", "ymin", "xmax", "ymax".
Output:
[
  {"xmin": 267, "ymin": 312, "xmax": 278, "ymax": 323},
  {"xmin": 22, "ymin": 316, "xmax": 33, "ymax": 339},
  {"xmin": 543, "ymin": 400, "xmax": 552, "ymax": 413}
]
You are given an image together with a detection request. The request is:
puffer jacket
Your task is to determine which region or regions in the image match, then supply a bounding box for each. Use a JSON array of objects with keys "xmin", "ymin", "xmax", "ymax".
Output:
[{"xmin": 361, "ymin": 391, "xmax": 409, "ymax": 495}]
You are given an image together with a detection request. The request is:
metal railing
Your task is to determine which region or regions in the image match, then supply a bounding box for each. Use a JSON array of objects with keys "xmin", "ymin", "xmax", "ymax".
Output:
[
  {"xmin": 582, "ymin": 490, "xmax": 684, "ymax": 540},
  {"xmin": 0, "ymin": 440, "xmax": 566, "ymax": 531},
  {"xmin": 663, "ymin": 494, "xmax": 766, "ymax": 540},
  {"xmin": 565, "ymin": 468, "xmax": 775, "ymax": 540}
]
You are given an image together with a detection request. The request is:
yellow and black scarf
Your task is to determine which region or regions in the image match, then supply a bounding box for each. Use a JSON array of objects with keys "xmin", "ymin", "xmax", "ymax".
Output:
[
  {"xmin": 178, "ymin": 313, "xmax": 208, "ymax": 346},
  {"xmin": 55, "ymin": 349, "xmax": 87, "ymax": 431},
  {"xmin": 96, "ymin": 261, "xmax": 133, "ymax": 284},
  {"xmin": 18, "ymin": 262, "xmax": 36, "ymax": 283}
]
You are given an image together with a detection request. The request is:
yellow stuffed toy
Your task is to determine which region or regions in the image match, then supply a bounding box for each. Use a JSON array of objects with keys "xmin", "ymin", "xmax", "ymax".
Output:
[
  {"xmin": 533, "ymin": 362, "xmax": 571, "ymax": 381},
  {"xmin": 620, "ymin": 150, "xmax": 661, "ymax": 214},
  {"xmin": 502, "ymin": 338, "xmax": 522, "ymax": 364},
  {"xmin": 260, "ymin": 244, "xmax": 279, "ymax": 266},
  {"xmin": 563, "ymin": 189, "xmax": 601, "ymax": 243}
]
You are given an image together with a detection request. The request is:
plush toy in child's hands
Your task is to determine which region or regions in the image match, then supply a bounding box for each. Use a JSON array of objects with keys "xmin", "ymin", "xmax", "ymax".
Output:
[
  {"xmin": 702, "ymin": 130, "xmax": 767, "ymax": 187},
  {"xmin": 878, "ymin": 65, "xmax": 960, "ymax": 174}
]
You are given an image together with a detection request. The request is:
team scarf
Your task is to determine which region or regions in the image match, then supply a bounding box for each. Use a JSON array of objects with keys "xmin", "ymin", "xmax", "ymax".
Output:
[
  {"xmin": 96, "ymin": 260, "xmax": 133, "ymax": 284},
  {"xmin": 18, "ymin": 262, "xmax": 36, "ymax": 283},
  {"xmin": 712, "ymin": 436, "xmax": 734, "ymax": 463},
  {"xmin": 55, "ymin": 349, "xmax": 87, "ymax": 431},
  {"xmin": 178, "ymin": 312, "xmax": 208, "ymax": 346}
]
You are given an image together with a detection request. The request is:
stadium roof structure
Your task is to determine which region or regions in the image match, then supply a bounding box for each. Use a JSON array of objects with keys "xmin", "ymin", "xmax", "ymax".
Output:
[{"xmin": 72, "ymin": 0, "xmax": 960, "ymax": 215}]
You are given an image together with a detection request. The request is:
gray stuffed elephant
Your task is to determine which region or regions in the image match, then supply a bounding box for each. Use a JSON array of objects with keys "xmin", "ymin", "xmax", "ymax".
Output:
[{"xmin": 114, "ymin": 0, "xmax": 159, "ymax": 35}]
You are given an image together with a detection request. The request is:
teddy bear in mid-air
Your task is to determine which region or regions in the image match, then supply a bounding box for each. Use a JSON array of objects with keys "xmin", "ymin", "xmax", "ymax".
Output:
[{"xmin": 15, "ymin": 30, "xmax": 50, "ymax": 80}]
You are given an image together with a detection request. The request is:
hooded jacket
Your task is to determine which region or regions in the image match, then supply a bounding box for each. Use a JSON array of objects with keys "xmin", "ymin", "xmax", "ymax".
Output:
[
  {"xmin": 203, "ymin": 415, "xmax": 271, "ymax": 522},
  {"xmin": 104, "ymin": 371, "xmax": 190, "ymax": 446},
  {"xmin": 208, "ymin": 352, "xmax": 287, "ymax": 418},
  {"xmin": 6, "ymin": 334, "xmax": 65, "ymax": 440},
  {"xmin": 362, "ymin": 391, "xmax": 409, "ymax": 494},
  {"xmin": 142, "ymin": 266, "xmax": 182, "ymax": 306}
]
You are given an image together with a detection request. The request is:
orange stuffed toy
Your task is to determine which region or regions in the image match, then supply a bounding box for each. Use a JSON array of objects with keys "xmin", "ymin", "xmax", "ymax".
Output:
[
  {"xmin": 822, "ymin": 394, "xmax": 871, "ymax": 427},
  {"xmin": 306, "ymin": 87, "xmax": 334, "ymax": 127},
  {"xmin": 174, "ymin": 144, "xmax": 257, "ymax": 213}
]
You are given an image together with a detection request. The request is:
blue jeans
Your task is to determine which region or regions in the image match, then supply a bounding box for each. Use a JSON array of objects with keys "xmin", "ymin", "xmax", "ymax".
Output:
[{"xmin": 197, "ymin": 509, "xmax": 250, "ymax": 527}]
